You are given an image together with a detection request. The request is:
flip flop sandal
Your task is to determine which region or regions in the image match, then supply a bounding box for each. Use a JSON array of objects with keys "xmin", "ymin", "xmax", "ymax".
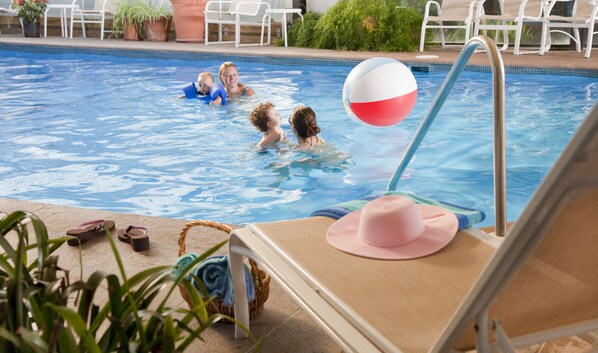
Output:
[
  {"xmin": 66, "ymin": 220, "xmax": 116, "ymax": 246},
  {"xmin": 117, "ymin": 226, "xmax": 150, "ymax": 252}
]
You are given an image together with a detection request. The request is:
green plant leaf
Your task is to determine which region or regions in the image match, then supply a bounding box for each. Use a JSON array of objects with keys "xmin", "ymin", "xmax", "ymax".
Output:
[{"xmin": 47, "ymin": 304, "xmax": 102, "ymax": 353}]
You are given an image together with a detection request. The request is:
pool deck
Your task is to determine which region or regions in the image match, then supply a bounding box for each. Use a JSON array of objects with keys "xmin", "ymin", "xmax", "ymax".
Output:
[
  {"xmin": 1, "ymin": 35, "xmax": 595, "ymax": 353},
  {"xmin": 1, "ymin": 34, "xmax": 598, "ymax": 70}
]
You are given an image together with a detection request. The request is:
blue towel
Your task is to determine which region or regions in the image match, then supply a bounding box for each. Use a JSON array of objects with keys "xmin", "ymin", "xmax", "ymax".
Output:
[
  {"xmin": 193, "ymin": 255, "xmax": 255, "ymax": 307},
  {"xmin": 172, "ymin": 253, "xmax": 199, "ymax": 280},
  {"xmin": 309, "ymin": 191, "xmax": 485, "ymax": 230}
]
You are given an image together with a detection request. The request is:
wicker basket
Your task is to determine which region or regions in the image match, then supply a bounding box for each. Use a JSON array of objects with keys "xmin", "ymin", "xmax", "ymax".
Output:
[{"xmin": 177, "ymin": 220, "xmax": 270, "ymax": 323}]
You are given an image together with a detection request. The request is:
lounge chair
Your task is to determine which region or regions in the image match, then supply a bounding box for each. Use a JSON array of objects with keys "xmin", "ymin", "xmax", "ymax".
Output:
[
  {"xmin": 474, "ymin": 0, "xmax": 548, "ymax": 54},
  {"xmin": 204, "ymin": 0, "xmax": 271, "ymax": 47},
  {"xmin": 227, "ymin": 71, "xmax": 598, "ymax": 352},
  {"xmin": 0, "ymin": 5, "xmax": 24, "ymax": 35},
  {"xmin": 419, "ymin": 0, "xmax": 479, "ymax": 51},
  {"xmin": 541, "ymin": 0, "xmax": 598, "ymax": 58}
]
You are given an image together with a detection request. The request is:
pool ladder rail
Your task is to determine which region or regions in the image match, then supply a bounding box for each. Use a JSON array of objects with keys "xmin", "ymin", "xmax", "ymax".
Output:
[{"xmin": 387, "ymin": 35, "xmax": 507, "ymax": 237}]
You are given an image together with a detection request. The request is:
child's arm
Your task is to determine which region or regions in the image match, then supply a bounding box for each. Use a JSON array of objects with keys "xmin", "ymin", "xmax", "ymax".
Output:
[
  {"xmin": 210, "ymin": 96, "xmax": 223, "ymax": 105},
  {"xmin": 258, "ymin": 130, "xmax": 281, "ymax": 148}
]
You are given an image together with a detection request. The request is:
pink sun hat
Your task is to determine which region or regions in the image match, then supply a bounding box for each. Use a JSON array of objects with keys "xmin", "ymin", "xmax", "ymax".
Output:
[{"xmin": 326, "ymin": 195, "xmax": 458, "ymax": 260}]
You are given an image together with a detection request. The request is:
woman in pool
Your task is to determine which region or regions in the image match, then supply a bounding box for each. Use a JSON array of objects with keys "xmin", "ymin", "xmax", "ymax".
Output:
[
  {"xmin": 219, "ymin": 61, "xmax": 255, "ymax": 98},
  {"xmin": 289, "ymin": 105, "xmax": 325, "ymax": 150}
]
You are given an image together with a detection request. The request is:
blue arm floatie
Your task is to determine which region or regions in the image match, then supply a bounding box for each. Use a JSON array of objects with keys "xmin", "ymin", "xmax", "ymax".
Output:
[{"xmin": 182, "ymin": 82, "xmax": 227, "ymax": 105}]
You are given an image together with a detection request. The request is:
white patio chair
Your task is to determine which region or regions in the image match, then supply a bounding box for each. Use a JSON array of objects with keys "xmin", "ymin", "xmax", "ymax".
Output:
[
  {"xmin": 204, "ymin": 0, "xmax": 271, "ymax": 47},
  {"xmin": 69, "ymin": 0, "xmax": 117, "ymax": 40},
  {"xmin": 0, "ymin": 5, "xmax": 24, "ymax": 35},
  {"xmin": 419, "ymin": 0, "xmax": 479, "ymax": 51},
  {"xmin": 541, "ymin": 0, "xmax": 598, "ymax": 57},
  {"xmin": 474, "ymin": 0, "xmax": 549, "ymax": 54}
]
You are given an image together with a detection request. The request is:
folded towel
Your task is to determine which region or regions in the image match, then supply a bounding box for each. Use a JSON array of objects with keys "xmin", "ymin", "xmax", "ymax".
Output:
[
  {"xmin": 309, "ymin": 191, "xmax": 485, "ymax": 230},
  {"xmin": 194, "ymin": 255, "xmax": 255, "ymax": 307},
  {"xmin": 172, "ymin": 253, "xmax": 199, "ymax": 280}
]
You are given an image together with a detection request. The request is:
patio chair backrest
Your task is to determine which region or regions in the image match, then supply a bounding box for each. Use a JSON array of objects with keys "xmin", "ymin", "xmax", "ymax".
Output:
[
  {"xmin": 573, "ymin": 0, "xmax": 597, "ymax": 16},
  {"xmin": 227, "ymin": 0, "xmax": 262, "ymax": 16},
  {"xmin": 92, "ymin": 0, "xmax": 117, "ymax": 14},
  {"xmin": 502, "ymin": 0, "xmax": 544, "ymax": 17},
  {"xmin": 439, "ymin": 100, "xmax": 598, "ymax": 350},
  {"xmin": 440, "ymin": 0, "xmax": 475, "ymax": 18}
]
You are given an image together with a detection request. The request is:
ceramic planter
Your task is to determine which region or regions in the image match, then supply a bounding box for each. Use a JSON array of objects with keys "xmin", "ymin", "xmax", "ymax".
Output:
[
  {"xmin": 124, "ymin": 21, "xmax": 142, "ymax": 41},
  {"xmin": 144, "ymin": 18, "xmax": 172, "ymax": 42},
  {"xmin": 171, "ymin": 0, "xmax": 207, "ymax": 42},
  {"xmin": 23, "ymin": 20, "xmax": 40, "ymax": 37}
]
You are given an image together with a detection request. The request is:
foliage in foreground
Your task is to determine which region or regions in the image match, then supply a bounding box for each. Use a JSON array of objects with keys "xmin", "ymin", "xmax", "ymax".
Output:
[
  {"xmin": 287, "ymin": 0, "xmax": 423, "ymax": 52},
  {"xmin": 0, "ymin": 210, "xmax": 256, "ymax": 352}
]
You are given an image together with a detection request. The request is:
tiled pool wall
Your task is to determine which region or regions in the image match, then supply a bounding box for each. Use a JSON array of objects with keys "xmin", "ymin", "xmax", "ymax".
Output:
[{"xmin": 4, "ymin": 43, "xmax": 598, "ymax": 78}]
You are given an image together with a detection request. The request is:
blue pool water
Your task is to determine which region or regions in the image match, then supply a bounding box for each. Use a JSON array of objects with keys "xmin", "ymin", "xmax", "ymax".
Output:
[{"xmin": 1, "ymin": 48, "xmax": 596, "ymax": 226}]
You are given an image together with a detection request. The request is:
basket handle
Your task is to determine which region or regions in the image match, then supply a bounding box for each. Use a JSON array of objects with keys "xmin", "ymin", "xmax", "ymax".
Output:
[{"xmin": 178, "ymin": 220, "xmax": 232, "ymax": 256}]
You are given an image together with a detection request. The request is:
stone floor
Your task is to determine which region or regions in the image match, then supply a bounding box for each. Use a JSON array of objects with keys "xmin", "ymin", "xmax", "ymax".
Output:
[{"xmin": 1, "ymin": 34, "xmax": 596, "ymax": 352}]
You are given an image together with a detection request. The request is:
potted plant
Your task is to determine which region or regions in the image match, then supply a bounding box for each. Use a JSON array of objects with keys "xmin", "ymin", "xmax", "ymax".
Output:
[
  {"xmin": 113, "ymin": 0, "xmax": 145, "ymax": 40},
  {"xmin": 11, "ymin": 0, "xmax": 48, "ymax": 37},
  {"xmin": 171, "ymin": 0, "xmax": 207, "ymax": 42},
  {"xmin": 0, "ymin": 210, "xmax": 257, "ymax": 352},
  {"xmin": 138, "ymin": 1, "xmax": 173, "ymax": 42}
]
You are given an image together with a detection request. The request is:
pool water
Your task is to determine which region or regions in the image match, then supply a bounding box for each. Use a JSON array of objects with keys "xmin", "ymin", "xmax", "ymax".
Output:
[{"xmin": 0, "ymin": 48, "xmax": 596, "ymax": 226}]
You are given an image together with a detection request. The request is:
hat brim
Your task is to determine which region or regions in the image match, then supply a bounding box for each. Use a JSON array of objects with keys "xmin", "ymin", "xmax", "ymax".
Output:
[{"xmin": 326, "ymin": 204, "xmax": 458, "ymax": 260}]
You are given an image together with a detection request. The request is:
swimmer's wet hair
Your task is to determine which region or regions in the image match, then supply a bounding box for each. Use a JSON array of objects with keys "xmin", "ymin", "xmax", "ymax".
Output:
[
  {"xmin": 290, "ymin": 105, "xmax": 320, "ymax": 139},
  {"xmin": 249, "ymin": 101, "xmax": 275, "ymax": 132}
]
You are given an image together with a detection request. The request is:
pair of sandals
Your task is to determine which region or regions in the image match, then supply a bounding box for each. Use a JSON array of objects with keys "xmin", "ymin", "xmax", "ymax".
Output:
[{"xmin": 66, "ymin": 220, "xmax": 150, "ymax": 252}]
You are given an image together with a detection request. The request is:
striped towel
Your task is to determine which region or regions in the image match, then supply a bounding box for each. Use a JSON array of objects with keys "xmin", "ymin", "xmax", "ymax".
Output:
[
  {"xmin": 172, "ymin": 253, "xmax": 199, "ymax": 280},
  {"xmin": 193, "ymin": 255, "xmax": 255, "ymax": 307},
  {"xmin": 309, "ymin": 191, "xmax": 485, "ymax": 230}
]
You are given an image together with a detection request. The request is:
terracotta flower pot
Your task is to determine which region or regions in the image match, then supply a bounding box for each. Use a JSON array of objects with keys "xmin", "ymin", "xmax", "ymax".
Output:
[
  {"xmin": 144, "ymin": 18, "xmax": 172, "ymax": 42},
  {"xmin": 171, "ymin": 0, "xmax": 207, "ymax": 42},
  {"xmin": 124, "ymin": 22, "xmax": 142, "ymax": 41}
]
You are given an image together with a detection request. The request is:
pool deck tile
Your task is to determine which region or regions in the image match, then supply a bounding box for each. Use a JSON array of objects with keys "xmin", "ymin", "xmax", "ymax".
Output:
[{"xmin": 1, "ymin": 35, "xmax": 594, "ymax": 352}]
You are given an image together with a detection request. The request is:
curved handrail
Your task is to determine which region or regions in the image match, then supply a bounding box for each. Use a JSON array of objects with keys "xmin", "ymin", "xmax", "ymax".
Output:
[{"xmin": 386, "ymin": 35, "xmax": 507, "ymax": 237}]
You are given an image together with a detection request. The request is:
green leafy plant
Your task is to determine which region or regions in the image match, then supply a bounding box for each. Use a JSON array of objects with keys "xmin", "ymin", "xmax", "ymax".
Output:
[
  {"xmin": 113, "ymin": 0, "xmax": 146, "ymax": 32},
  {"xmin": 287, "ymin": 12, "xmax": 321, "ymax": 47},
  {"xmin": 136, "ymin": 2, "xmax": 172, "ymax": 23},
  {"xmin": 287, "ymin": 0, "xmax": 423, "ymax": 52},
  {"xmin": 11, "ymin": 0, "xmax": 48, "ymax": 23},
  {"xmin": 0, "ymin": 211, "xmax": 257, "ymax": 352}
]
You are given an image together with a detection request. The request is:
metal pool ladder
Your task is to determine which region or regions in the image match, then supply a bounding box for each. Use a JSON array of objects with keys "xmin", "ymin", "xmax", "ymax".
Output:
[{"xmin": 387, "ymin": 35, "xmax": 507, "ymax": 237}]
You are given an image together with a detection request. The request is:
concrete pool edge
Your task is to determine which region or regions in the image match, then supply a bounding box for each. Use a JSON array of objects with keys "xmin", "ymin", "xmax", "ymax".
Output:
[{"xmin": 2, "ymin": 34, "xmax": 598, "ymax": 73}]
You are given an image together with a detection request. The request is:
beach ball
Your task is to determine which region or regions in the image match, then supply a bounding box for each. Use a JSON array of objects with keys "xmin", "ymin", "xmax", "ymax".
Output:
[{"xmin": 343, "ymin": 57, "xmax": 418, "ymax": 127}]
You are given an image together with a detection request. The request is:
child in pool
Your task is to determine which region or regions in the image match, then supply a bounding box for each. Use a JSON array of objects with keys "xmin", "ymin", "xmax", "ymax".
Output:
[
  {"xmin": 248, "ymin": 101, "xmax": 286, "ymax": 148},
  {"xmin": 289, "ymin": 105, "xmax": 324, "ymax": 150},
  {"xmin": 196, "ymin": 72, "xmax": 227, "ymax": 105},
  {"xmin": 180, "ymin": 72, "xmax": 227, "ymax": 105}
]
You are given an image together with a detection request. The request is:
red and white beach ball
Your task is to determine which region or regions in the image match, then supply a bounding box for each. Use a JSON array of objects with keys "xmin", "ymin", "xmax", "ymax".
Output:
[{"xmin": 343, "ymin": 57, "xmax": 418, "ymax": 127}]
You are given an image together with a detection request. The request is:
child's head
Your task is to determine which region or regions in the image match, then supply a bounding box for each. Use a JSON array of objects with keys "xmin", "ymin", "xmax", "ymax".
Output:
[
  {"xmin": 196, "ymin": 72, "xmax": 215, "ymax": 95},
  {"xmin": 249, "ymin": 101, "xmax": 280, "ymax": 132},
  {"xmin": 289, "ymin": 105, "xmax": 320, "ymax": 139}
]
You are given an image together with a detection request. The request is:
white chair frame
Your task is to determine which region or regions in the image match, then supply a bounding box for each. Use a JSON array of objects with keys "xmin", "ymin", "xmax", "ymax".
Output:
[
  {"xmin": 474, "ymin": 0, "xmax": 549, "ymax": 54},
  {"xmin": 204, "ymin": 0, "xmax": 271, "ymax": 47},
  {"xmin": 0, "ymin": 5, "xmax": 24, "ymax": 35},
  {"xmin": 541, "ymin": 0, "xmax": 598, "ymax": 57},
  {"xmin": 69, "ymin": 0, "xmax": 115, "ymax": 40},
  {"xmin": 420, "ymin": 0, "xmax": 479, "ymax": 51}
]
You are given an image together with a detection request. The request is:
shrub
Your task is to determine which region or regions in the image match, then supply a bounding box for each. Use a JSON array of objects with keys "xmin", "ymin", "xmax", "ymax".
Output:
[
  {"xmin": 287, "ymin": 12, "xmax": 321, "ymax": 47},
  {"xmin": 287, "ymin": 0, "xmax": 423, "ymax": 52}
]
